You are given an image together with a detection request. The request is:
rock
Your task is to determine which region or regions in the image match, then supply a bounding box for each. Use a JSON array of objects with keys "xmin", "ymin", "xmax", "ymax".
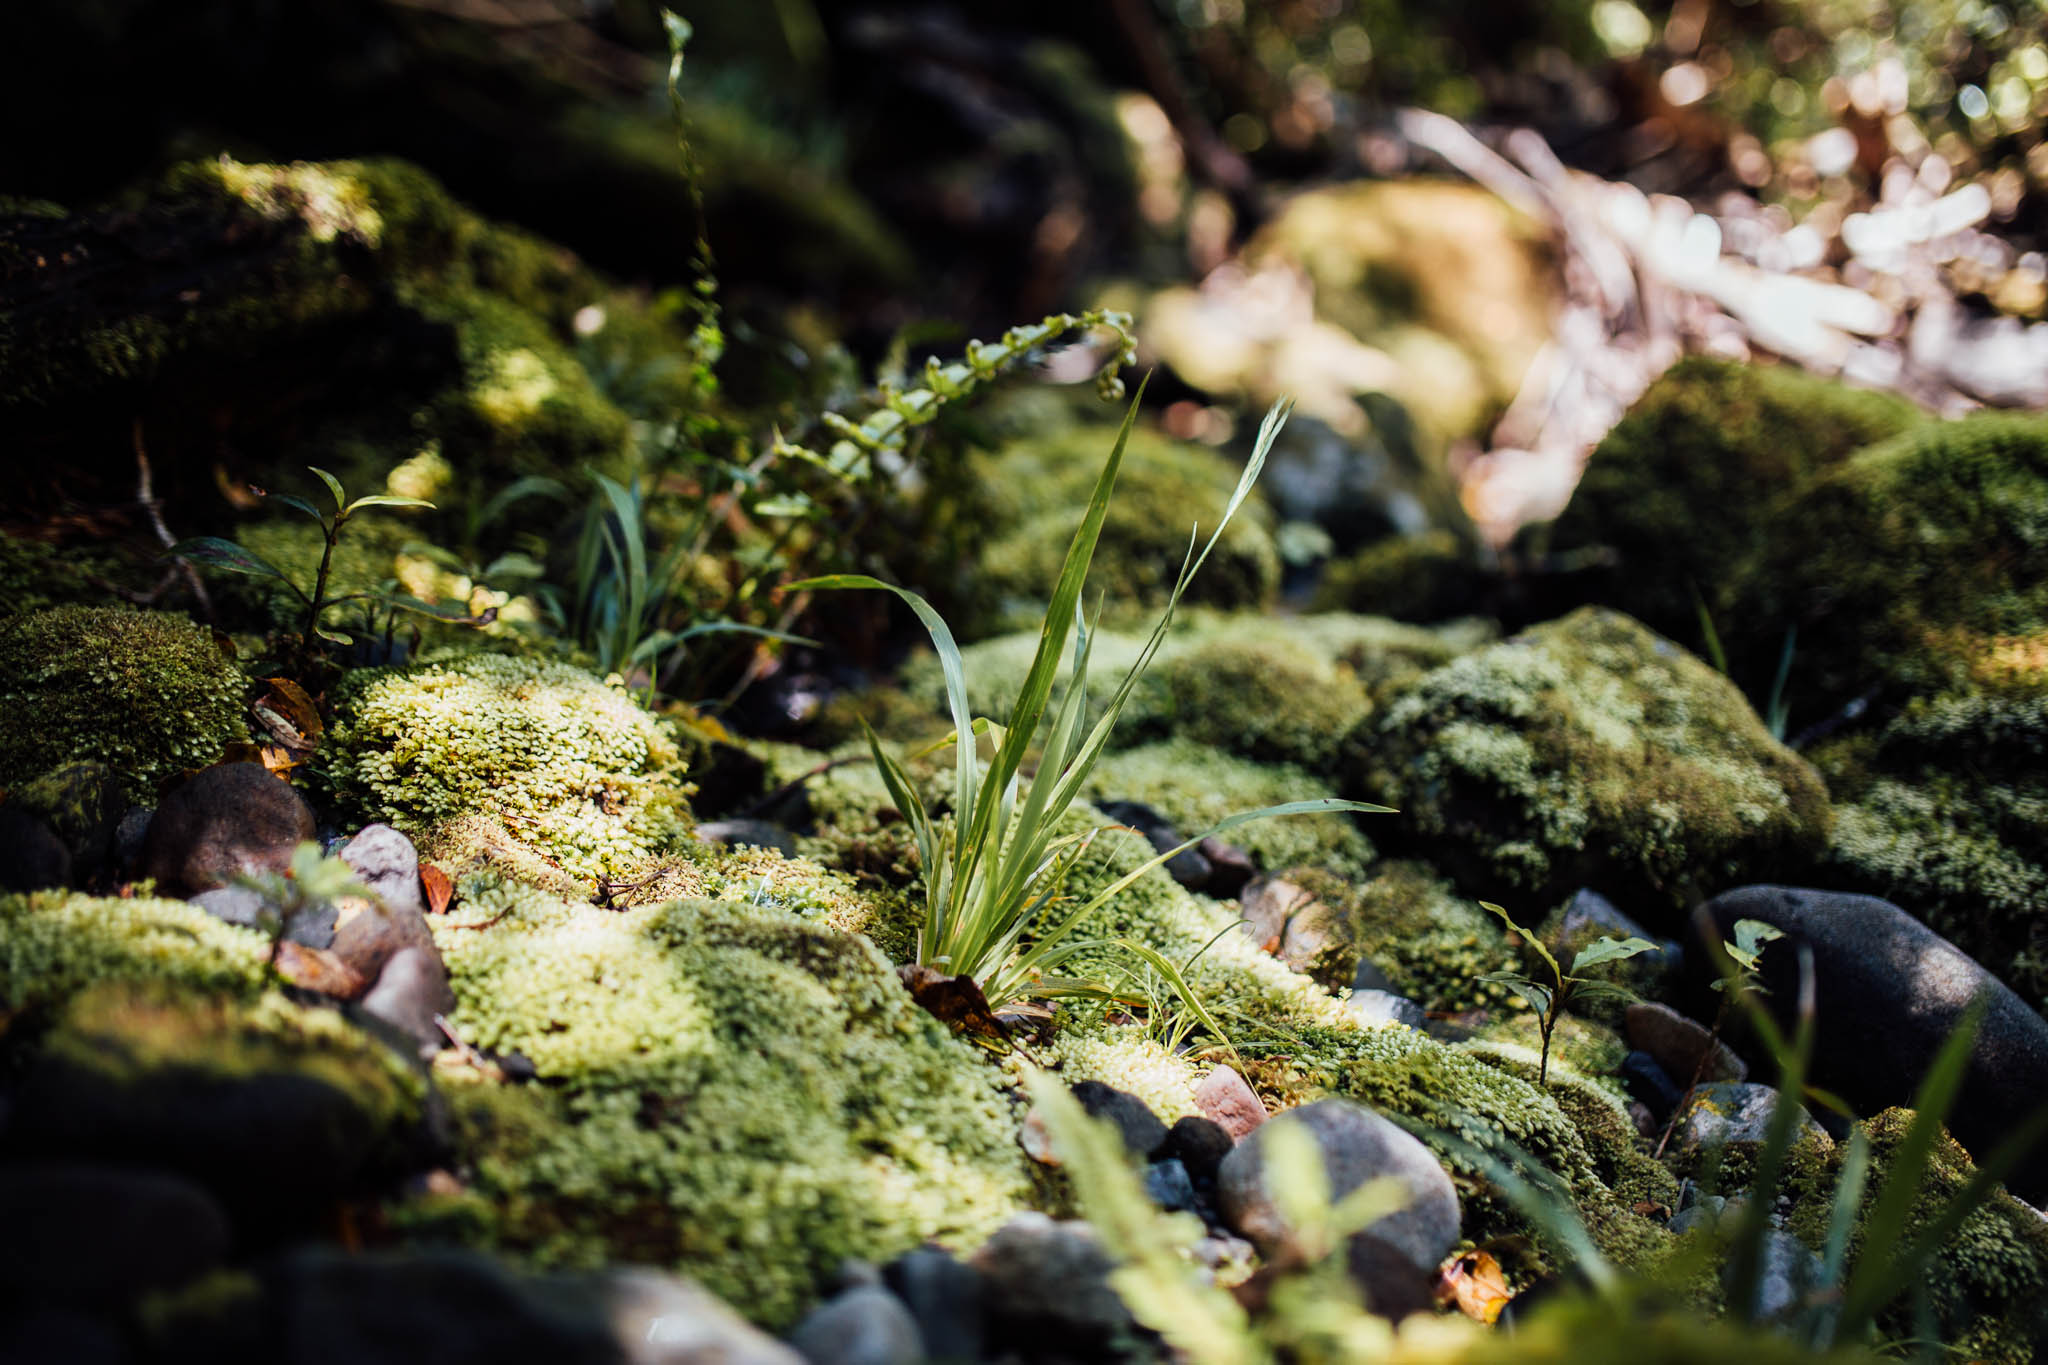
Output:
[
  {"xmin": 968, "ymin": 1213, "xmax": 1132, "ymax": 1351},
  {"xmin": 1159, "ymin": 1115, "xmax": 1235, "ymax": 1186},
  {"xmin": 340, "ymin": 823, "xmax": 426, "ymax": 918},
  {"xmin": 1620, "ymin": 1051, "xmax": 1686, "ymax": 1124},
  {"xmin": 785, "ymin": 1284, "xmax": 922, "ymax": 1365},
  {"xmin": 1345, "ymin": 1233, "xmax": 1440, "ymax": 1320},
  {"xmin": 1070, "ymin": 1081, "xmax": 1168, "ymax": 1158},
  {"xmin": 1217, "ymin": 1098, "xmax": 1460, "ymax": 1280},
  {"xmin": 1551, "ymin": 888, "xmax": 1681, "ymax": 980},
  {"xmin": 11, "ymin": 762, "xmax": 125, "ymax": 884},
  {"xmin": 1348, "ymin": 989, "xmax": 1426, "ymax": 1029},
  {"xmin": 1190, "ymin": 1234, "xmax": 1255, "ymax": 1274},
  {"xmin": 1237, "ymin": 877, "xmax": 1335, "ymax": 973},
  {"xmin": 880, "ymin": 1248, "xmax": 982, "ymax": 1365},
  {"xmin": 604, "ymin": 1268, "xmax": 806, "ymax": 1365},
  {"xmin": 332, "ymin": 826, "xmax": 440, "ymax": 984},
  {"xmin": 1143, "ymin": 1159, "xmax": 1198, "ymax": 1213},
  {"xmin": 1677, "ymin": 1082, "xmax": 1826, "ymax": 1159},
  {"xmin": 0, "ymin": 806, "xmax": 71, "ymax": 891},
  {"xmin": 1700, "ymin": 885, "xmax": 2048, "ymax": 1203},
  {"xmin": 1624, "ymin": 1002, "xmax": 1746, "ymax": 1084},
  {"xmin": 114, "ymin": 805, "xmax": 152, "ymax": 879},
  {"xmin": 0, "ymin": 1308, "xmax": 129, "ymax": 1365},
  {"xmin": 1193, "ymin": 1065, "xmax": 1268, "ymax": 1140},
  {"xmin": 693, "ymin": 819, "xmax": 802, "ymax": 860},
  {"xmin": 0, "ymin": 1163, "xmax": 230, "ymax": 1306},
  {"xmin": 191, "ymin": 883, "xmax": 336, "ymax": 948},
  {"xmin": 273, "ymin": 942, "xmax": 370, "ymax": 999},
  {"xmin": 1017, "ymin": 1106, "xmax": 1059, "ymax": 1166},
  {"xmin": 1198, "ymin": 837, "xmax": 1257, "ymax": 899},
  {"xmin": 1094, "ymin": 800, "xmax": 1210, "ymax": 890},
  {"xmin": 141, "ymin": 763, "xmax": 315, "ymax": 896},
  {"xmin": 359, "ymin": 945, "xmax": 457, "ymax": 1057}
]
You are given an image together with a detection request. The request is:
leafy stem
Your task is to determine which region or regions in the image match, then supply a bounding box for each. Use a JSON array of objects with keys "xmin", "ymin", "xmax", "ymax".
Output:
[{"xmin": 1477, "ymin": 901, "xmax": 1656, "ymax": 1084}]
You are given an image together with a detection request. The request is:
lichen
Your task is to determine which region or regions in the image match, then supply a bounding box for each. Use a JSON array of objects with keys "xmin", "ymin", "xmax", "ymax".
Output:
[
  {"xmin": 1361, "ymin": 607, "xmax": 1832, "ymax": 923},
  {"xmin": 422, "ymin": 894, "xmax": 1031, "ymax": 1327},
  {"xmin": 0, "ymin": 605, "xmax": 248, "ymax": 800},
  {"xmin": 323, "ymin": 650, "xmax": 693, "ymax": 882}
]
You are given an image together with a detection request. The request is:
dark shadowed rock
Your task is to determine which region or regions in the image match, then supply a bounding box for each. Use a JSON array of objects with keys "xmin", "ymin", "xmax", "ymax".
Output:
[
  {"xmin": 968, "ymin": 1213, "xmax": 1132, "ymax": 1353},
  {"xmin": 0, "ymin": 807, "xmax": 71, "ymax": 891},
  {"xmin": 0, "ymin": 1164, "xmax": 230, "ymax": 1306},
  {"xmin": 142, "ymin": 763, "xmax": 314, "ymax": 895},
  {"xmin": 1143, "ymin": 1159, "xmax": 1197, "ymax": 1213},
  {"xmin": 1159, "ymin": 1115, "xmax": 1235, "ymax": 1186},
  {"xmin": 880, "ymin": 1248, "xmax": 982, "ymax": 1365},
  {"xmin": 1217, "ymin": 1098, "xmax": 1460, "ymax": 1279},
  {"xmin": 359, "ymin": 946, "xmax": 457, "ymax": 1058},
  {"xmin": 1625, "ymin": 1002, "xmax": 1746, "ymax": 1084},
  {"xmin": 1699, "ymin": 885, "xmax": 2048, "ymax": 1203},
  {"xmin": 693, "ymin": 819, "xmax": 802, "ymax": 860},
  {"xmin": 191, "ymin": 883, "xmax": 336, "ymax": 948},
  {"xmin": 1070, "ymin": 1081, "xmax": 1168, "ymax": 1158},
  {"xmin": 785, "ymin": 1283, "xmax": 923, "ymax": 1365},
  {"xmin": 12, "ymin": 762, "xmax": 124, "ymax": 884},
  {"xmin": 1095, "ymin": 800, "xmax": 1211, "ymax": 889}
]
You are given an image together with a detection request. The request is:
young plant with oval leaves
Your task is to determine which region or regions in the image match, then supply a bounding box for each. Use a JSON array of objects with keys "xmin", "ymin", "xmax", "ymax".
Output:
[{"xmin": 1477, "ymin": 900, "xmax": 1658, "ymax": 1085}]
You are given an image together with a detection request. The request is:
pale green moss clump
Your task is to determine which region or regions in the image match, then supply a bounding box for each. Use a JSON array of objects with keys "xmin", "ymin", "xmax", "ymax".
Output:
[
  {"xmin": 325, "ymin": 651, "xmax": 692, "ymax": 881},
  {"xmin": 1362, "ymin": 608, "xmax": 1832, "ymax": 922},
  {"xmin": 0, "ymin": 606, "xmax": 248, "ymax": 799},
  {"xmin": 423, "ymin": 893, "xmax": 1030, "ymax": 1327},
  {"xmin": 0, "ymin": 890, "xmax": 269, "ymax": 1014},
  {"xmin": 1042, "ymin": 1017, "xmax": 1204, "ymax": 1123},
  {"xmin": 1083, "ymin": 738, "xmax": 1374, "ymax": 879}
]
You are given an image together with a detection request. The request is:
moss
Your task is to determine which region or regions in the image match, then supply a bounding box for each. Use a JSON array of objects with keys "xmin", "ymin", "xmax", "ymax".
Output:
[
  {"xmin": 324, "ymin": 651, "xmax": 693, "ymax": 882},
  {"xmin": 1334, "ymin": 861, "xmax": 1524, "ymax": 1014},
  {"xmin": 423, "ymin": 894, "xmax": 1030, "ymax": 1327},
  {"xmin": 1361, "ymin": 608, "xmax": 1832, "ymax": 924},
  {"xmin": 1730, "ymin": 411, "xmax": 2048, "ymax": 703},
  {"xmin": 1813, "ymin": 689, "xmax": 2048, "ymax": 1011},
  {"xmin": 1042, "ymin": 1015, "xmax": 1203, "ymax": 1123},
  {"xmin": 1314, "ymin": 530, "xmax": 1489, "ymax": 623},
  {"xmin": 967, "ymin": 425, "xmax": 1281, "ymax": 636},
  {"xmin": 1548, "ymin": 356, "xmax": 1924, "ymax": 653},
  {"xmin": 1783, "ymin": 1109, "xmax": 2048, "ymax": 1363},
  {"xmin": 0, "ymin": 890, "xmax": 269, "ymax": 1016},
  {"xmin": 1147, "ymin": 628, "xmax": 1370, "ymax": 773},
  {"xmin": 1081, "ymin": 739, "xmax": 1374, "ymax": 880},
  {"xmin": 1391, "ymin": 1293, "xmax": 1883, "ymax": 1364},
  {"xmin": 0, "ymin": 533, "xmax": 134, "ymax": 614},
  {"xmin": 0, "ymin": 606, "xmax": 247, "ymax": 800}
]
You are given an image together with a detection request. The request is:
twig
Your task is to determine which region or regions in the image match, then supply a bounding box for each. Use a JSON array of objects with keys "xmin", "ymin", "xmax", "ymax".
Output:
[
  {"xmin": 732, "ymin": 753, "xmax": 867, "ymax": 822},
  {"xmin": 134, "ymin": 417, "xmax": 214, "ymax": 620}
]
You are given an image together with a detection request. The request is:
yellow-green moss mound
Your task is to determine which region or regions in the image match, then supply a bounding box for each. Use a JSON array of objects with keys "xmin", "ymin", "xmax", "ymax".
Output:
[
  {"xmin": 1334, "ymin": 861, "xmax": 1525, "ymax": 1014},
  {"xmin": 0, "ymin": 606, "xmax": 247, "ymax": 799},
  {"xmin": 1362, "ymin": 608, "xmax": 1832, "ymax": 921},
  {"xmin": 324, "ymin": 651, "xmax": 692, "ymax": 882},
  {"xmin": 0, "ymin": 890, "xmax": 269, "ymax": 1013},
  {"xmin": 421, "ymin": 890, "xmax": 1030, "ymax": 1327}
]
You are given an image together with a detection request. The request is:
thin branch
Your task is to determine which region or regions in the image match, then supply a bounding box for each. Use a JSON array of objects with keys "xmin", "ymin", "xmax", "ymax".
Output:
[{"xmin": 134, "ymin": 417, "xmax": 214, "ymax": 620}]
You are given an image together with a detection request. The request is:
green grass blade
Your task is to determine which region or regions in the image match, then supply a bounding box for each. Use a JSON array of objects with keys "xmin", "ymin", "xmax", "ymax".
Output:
[
  {"xmin": 1805, "ymin": 1127, "xmax": 1870, "ymax": 1348},
  {"xmin": 1724, "ymin": 960, "xmax": 1815, "ymax": 1323}
]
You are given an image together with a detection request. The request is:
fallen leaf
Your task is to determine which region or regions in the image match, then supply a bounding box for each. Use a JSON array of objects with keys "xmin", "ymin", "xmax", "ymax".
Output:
[
  {"xmin": 898, "ymin": 963, "xmax": 1011, "ymax": 1048},
  {"xmin": 421, "ymin": 863, "xmax": 455, "ymax": 915},
  {"xmin": 254, "ymin": 676, "xmax": 324, "ymax": 752},
  {"xmin": 1436, "ymin": 1249, "xmax": 1513, "ymax": 1325},
  {"xmin": 274, "ymin": 941, "xmax": 369, "ymax": 999}
]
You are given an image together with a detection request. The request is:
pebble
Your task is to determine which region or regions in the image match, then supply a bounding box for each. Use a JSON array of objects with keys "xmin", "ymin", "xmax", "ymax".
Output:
[
  {"xmin": 0, "ymin": 806, "xmax": 71, "ymax": 891},
  {"xmin": 1347, "ymin": 989, "xmax": 1426, "ymax": 1029},
  {"xmin": 1071, "ymin": 1080, "xmax": 1168, "ymax": 1158},
  {"xmin": 880, "ymin": 1248, "xmax": 982, "ymax": 1364},
  {"xmin": 141, "ymin": 763, "xmax": 314, "ymax": 895},
  {"xmin": 604, "ymin": 1267, "xmax": 808, "ymax": 1365},
  {"xmin": 1237, "ymin": 877, "xmax": 1334, "ymax": 972},
  {"xmin": 1620, "ymin": 1050, "xmax": 1686, "ymax": 1123},
  {"xmin": 1094, "ymin": 800, "xmax": 1210, "ymax": 890},
  {"xmin": 1193, "ymin": 1065, "xmax": 1268, "ymax": 1140},
  {"xmin": 12, "ymin": 761, "xmax": 125, "ymax": 884},
  {"xmin": 1143, "ymin": 1158, "xmax": 1198, "ymax": 1213},
  {"xmin": 695, "ymin": 819, "xmax": 802, "ymax": 860},
  {"xmin": 333, "ymin": 825, "xmax": 445, "ymax": 986},
  {"xmin": 1624, "ymin": 1001, "xmax": 1746, "ymax": 1084},
  {"xmin": 359, "ymin": 945, "xmax": 457, "ymax": 1058},
  {"xmin": 1677, "ymin": 1082, "xmax": 1826, "ymax": 1154},
  {"xmin": 1159, "ymin": 1114, "xmax": 1235, "ymax": 1185},
  {"xmin": 191, "ymin": 883, "xmax": 336, "ymax": 948},
  {"xmin": 785, "ymin": 1284, "xmax": 923, "ymax": 1365},
  {"xmin": 969, "ymin": 1213, "xmax": 1133, "ymax": 1350}
]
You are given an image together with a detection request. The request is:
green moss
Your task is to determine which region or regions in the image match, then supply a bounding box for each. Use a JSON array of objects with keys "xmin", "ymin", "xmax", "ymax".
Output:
[
  {"xmin": 1783, "ymin": 1109, "xmax": 2048, "ymax": 1363},
  {"xmin": 0, "ymin": 533, "xmax": 134, "ymax": 614},
  {"xmin": 1147, "ymin": 628, "xmax": 1370, "ymax": 774},
  {"xmin": 0, "ymin": 890, "xmax": 269, "ymax": 1016},
  {"xmin": 1082, "ymin": 739, "xmax": 1374, "ymax": 879},
  {"xmin": 1362, "ymin": 608, "xmax": 1832, "ymax": 923},
  {"xmin": 966, "ymin": 425, "xmax": 1281, "ymax": 636},
  {"xmin": 1813, "ymin": 689, "xmax": 2048, "ymax": 1011},
  {"xmin": 324, "ymin": 651, "xmax": 693, "ymax": 882},
  {"xmin": 1042, "ymin": 1014, "xmax": 1204, "ymax": 1122},
  {"xmin": 1314, "ymin": 529, "xmax": 1488, "ymax": 623},
  {"xmin": 1548, "ymin": 356, "xmax": 1924, "ymax": 652},
  {"xmin": 0, "ymin": 606, "xmax": 247, "ymax": 800},
  {"xmin": 423, "ymin": 894, "xmax": 1030, "ymax": 1327},
  {"xmin": 1333, "ymin": 861, "xmax": 1523, "ymax": 1014},
  {"xmin": 1408, "ymin": 1293, "xmax": 1883, "ymax": 1364}
]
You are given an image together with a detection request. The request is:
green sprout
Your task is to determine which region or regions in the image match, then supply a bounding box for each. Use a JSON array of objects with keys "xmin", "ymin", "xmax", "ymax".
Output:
[{"xmin": 1477, "ymin": 900, "xmax": 1656, "ymax": 1085}]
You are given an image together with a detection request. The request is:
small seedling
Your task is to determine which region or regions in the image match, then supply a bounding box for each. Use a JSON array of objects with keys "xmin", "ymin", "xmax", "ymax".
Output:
[{"xmin": 1476, "ymin": 901, "xmax": 1657, "ymax": 1084}]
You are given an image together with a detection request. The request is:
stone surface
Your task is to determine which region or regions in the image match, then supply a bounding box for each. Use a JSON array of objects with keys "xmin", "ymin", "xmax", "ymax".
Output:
[
  {"xmin": 1070, "ymin": 1080, "xmax": 1168, "ymax": 1159},
  {"xmin": 359, "ymin": 945, "xmax": 457, "ymax": 1057},
  {"xmin": 1347, "ymin": 989, "xmax": 1426, "ymax": 1029},
  {"xmin": 340, "ymin": 823, "xmax": 426, "ymax": 918},
  {"xmin": 332, "ymin": 826, "xmax": 440, "ymax": 985},
  {"xmin": 191, "ymin": 883, "xmax": 336, "ymax": 949},
  {"xmin": 114, "ymin": 805, "xmax": 153, "ymax": 879},
  {"xmin": 1217, "ymin": 1098, "xmax": 1460, "ymax": 1277},
  {"xmin": 968, "ymin": 1213, "xmax": 1132, "ymax": 1352},
  {"xmin": 603, "ymin": 1268, "xmax": 807, "ymax": 1365},
  {"xmin": 1197, "ymin": 837, "xmax": 1257, "ymax": 899},
  {"xmin": 1624, "ymin": 1002, "xmax": 1746, "ymax": 1084},
  {"xmin": 694, "ymin": 819, "xmax": 802, "ymax": 860},
  {"xmin": 1159, "ymin": 1115, "xmax": 1235, "ymax": 1185},
  {"xmin": 1620, "ymin": 1050, "xmax": 1685, "ymax": 1123},
  {"xmin": 1700, "ymin": 884, "xmax": 2048, "ymax": 1203},
  {"xmin": 1094, "ymin": 800, "xmax": 1209, "ymax": 889},
  {"xmin": 880, "ymin": 1248, "xmax": 982, "ymax": 1365},
  {"xmin": 0, "ymin": 1163, "xmax": 230, "ymax": 1306},
  {"xmin": 1143, "ymin": 1158, "xmax": 1198, "ymax": 1213},
  {"xmin": 784, "ymin": 1284, "xmax": 923, "ymax": 1365},
  {"xmin": 1677, "ymin": 1082, "xmax": 1826, "ymax": 1154},
  {"xmin": 12, "ymin": 761, "xmax": 125, "ymax": 884},
  {"xmin": 0, "ymin": 806, "xmax": 71, "ymax": 891},
  {"xmin": 1237, "ymin": 877, "xmax": 1336, "ymax": 972},
  {"xmin": 141, "ymin": 763, "xmax": 314, "ymax": 896},
  {"xmin": 1193, "ymin": 1065, "xmax": 1268, "ymax": 1140}
]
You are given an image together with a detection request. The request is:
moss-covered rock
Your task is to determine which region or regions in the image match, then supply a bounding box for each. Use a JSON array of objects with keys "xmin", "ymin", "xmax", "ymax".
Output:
[
  {"xmin": 1361, "ymin": 608, "xmax": 1832, "ymax": 922},
  {"xmin": 0, "ymin": 605, "xmax": 247, "ymax": 800},
  {"xmin": 1784, "ymin": 1108, "xmax": 2048, "ymax": 1363},
  {"xmin": 1548, "ymin": 357, "xmax": 1924, "ymax": 655},
  {"xmin": 1812, "ymin": 688, "xmax": 2048, "ymax": 1011},
  {"xmin": 965, "ymin": 424, "xmax": 1281, "ymax": 636},
  {"xmin": 421, "ymin": 892, "xmax": 1030, "ymax": 1327},
  {"xmin": 1314, "ymin": 528, "xmax": 1490, "ymax": 623},
  {"xmin": 0, "ymin": 890, "xmax": 269, "ymax": 1015},
  {"xmin": 1082, "ymin": 739, "xmax": 1373, "ymax": 880},
  {"xmin": 1322, "ymin": 861, "xmax": 1524, "ymax": 1015},
  {"xmin": 324, "ymin": 651, "xmax": 692, "ymax": 882}
]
